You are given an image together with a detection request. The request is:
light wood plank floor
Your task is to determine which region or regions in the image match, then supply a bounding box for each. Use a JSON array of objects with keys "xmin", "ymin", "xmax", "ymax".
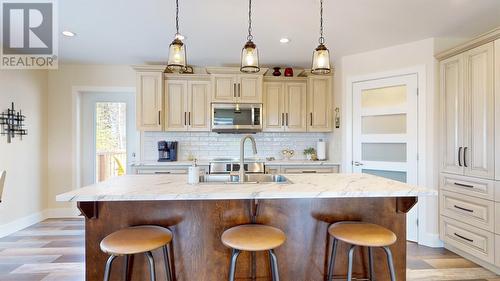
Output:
[{"xmin": 0, "ymin": 218, "xmax": 498, "ymax": 281}]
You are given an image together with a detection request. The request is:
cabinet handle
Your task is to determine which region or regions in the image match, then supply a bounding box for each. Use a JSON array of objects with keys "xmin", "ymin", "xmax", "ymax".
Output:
[
  {"xmin": 286, "ymin": 113, "xmax": 289, "ymax": 126},
  {"xmin": 282, "ymin": 113, "xmax": 285, "ymax": 126},
  {"xmin": 184, "ymin": 112, "xmax": 187, "ymax": 126},
  {"xmin": 453, "ymin": 182, "xmax": 474, "ymax": 189},
  {"xmin": 158, "ymin": 111, "xmax": 161, "ymax": 125},
  {"xmin": 310, "ymin": 113, "xmax": 313, "ymax": 126},
  {"xmin": 238, "ymin": 83, "xmax": 241, "ymax": 98},
  {"xmin": 458, "ymin": 147, "xmax": 462, "ymax": 167},
  {"xmin": 454, "ymin": 232, "xmax": 473, "ymax": 243},
  {"xmin": 233, "ymin": 83, "xmax": 236, "ymax": 98},
  {"xmin": 302, "ymin": 171, "xmax": 317, "ymax": 174},
  {"xmin": 189, "ymin": 112, "xmax": 191, "ymax": 126},
  {"xmin": 453, "ymin": 205, "xmax": 474, "ymax": 213},
  {"xmin": 155, "ymin": 171, "xmax": 171, "ymax": 174},
  {"xmin": 463, "ymin": 147, "xmax": 468, "ymax": 168}
]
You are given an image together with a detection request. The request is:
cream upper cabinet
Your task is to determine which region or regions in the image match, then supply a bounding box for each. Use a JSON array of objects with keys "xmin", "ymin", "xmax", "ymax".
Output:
[
  {"xmin": 285, "ymin": 82, "xmax": 307, "ymax": 132},
  {"xmin": 136, "ymin": 71, "xmax": 163, "ymax": 131},
  {"xmin": 165, "ymin": 79, "xmax": 211, "ymax": 132},
  {"xmin": 165, "ymin": 80, "xmax": 188, "ymax": 131},
  {"xmin": 440, "ymin": 42, "xmax": 495, "ymax": 180},
  {"xmin": 212, "ymin": 74, "xmax": 262, "ymax": 103},
  {"xmin": 307, "ymin": 76, "xmax": 333, "ymax": 132},
  {"xmin": 263, "ymin": 82, "xmax": 285, "ymax": 131},
  {"xmin": 440, "ymin": 54, "xmax": 465, "ymax": 175},
  {"xmin": 463, "ymin": 43, "xmax": 495, "ymax": 179},
  {"xmin": 263, "ymin": 81, "xmax": 306, "ymax": 132},
  {"xmin": 495, "ymin": 39, "xmax": 500, "ymax": 181},
  {"xmin": 188, "ymin": 81, "xmax": 211, "ymax": 131}
]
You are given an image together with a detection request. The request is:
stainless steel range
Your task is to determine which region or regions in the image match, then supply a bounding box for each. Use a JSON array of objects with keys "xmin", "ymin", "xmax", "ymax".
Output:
[{"xmin": 209, "ymin": 158, "xmax": 265, "ymax": 174}]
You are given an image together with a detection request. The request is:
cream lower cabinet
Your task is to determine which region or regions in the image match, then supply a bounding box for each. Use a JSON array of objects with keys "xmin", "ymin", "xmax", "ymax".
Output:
[
  {"xmin": 495, "ymin": 39, "xmax": 500, "ymax": 181},
  {"xmin": 265, "ymin": 165, "xmax": 339, "ymax": 174},
  {"xmin": 440, "ymin": 42, "xmax": 495, "ymax": 179},
  {"xmin": 212, "ymin": 74, "xmax": 262, "ymax": 103},
  {"xmin": 165, "ymin": 80, "xmax": 211, "ymax": 132},
  {"xmin": 263, "ymin": 81, "xmax": 307, "ymax": 132},
  {"xmin": 307, "ymin": 76, "xmax": 333, "ymax": 132},
  {"xmin": 135, "ymin": 70, "xmax": 164, "ymax": 131}
]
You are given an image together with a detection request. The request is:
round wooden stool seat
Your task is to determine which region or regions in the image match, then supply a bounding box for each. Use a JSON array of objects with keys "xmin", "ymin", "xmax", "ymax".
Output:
[
  {"xmin": 222, "ymin": 224, "xmax": 286, "ymax": 251},
  {"xmin": 328, "ymin": 222, "xmax": 396, "ymax": 247},
  {"xmin": 100, "ymin": 226, "xmax": 173, "ymax": 256}
]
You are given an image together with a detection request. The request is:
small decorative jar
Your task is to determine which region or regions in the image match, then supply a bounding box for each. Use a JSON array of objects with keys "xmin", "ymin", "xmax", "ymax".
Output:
[
  {"xmin": 284, "ymin": 67, "xmax": 293, "ymax": 77},
  {"xmin": 272, "ymin": 67, "xmax": 282, "ymax": 76}
]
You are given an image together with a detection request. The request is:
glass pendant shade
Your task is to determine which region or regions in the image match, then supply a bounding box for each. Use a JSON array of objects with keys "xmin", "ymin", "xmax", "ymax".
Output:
[
  {"xmin": 167, "ymin": 38, "xmax": 187, "ymax": 71},
  {"xmin": 311, "ymin": 43, "xmax": 331, "ymax": 74},
  {"xmin": 240, "ymin": 40, "xmax": 260, "ymax": 73}
]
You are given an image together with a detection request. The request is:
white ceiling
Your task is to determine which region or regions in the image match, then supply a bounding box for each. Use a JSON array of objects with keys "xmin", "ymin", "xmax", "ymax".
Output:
[{"xmin": 59, "ymin": 0, "xmax": 500, "ymax": 67}]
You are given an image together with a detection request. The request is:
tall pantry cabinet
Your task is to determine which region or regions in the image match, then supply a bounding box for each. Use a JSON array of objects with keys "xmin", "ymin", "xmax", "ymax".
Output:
[{"xmin": 438, "ymin": 28, "xmax": 500, "ymax": 273}]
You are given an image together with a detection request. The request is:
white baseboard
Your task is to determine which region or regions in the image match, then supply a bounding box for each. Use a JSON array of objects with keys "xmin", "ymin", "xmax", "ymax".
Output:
[
  {"xmin": 445, "ymin": 243, "xmax": 500, "ymax": 275},
  {"xmin": 0, "ymin": 207, "xmax": 81, "ymax": 238},
  {"xmin": 418, "ymin": 232, "xmax": 444, "ymax": 248}
]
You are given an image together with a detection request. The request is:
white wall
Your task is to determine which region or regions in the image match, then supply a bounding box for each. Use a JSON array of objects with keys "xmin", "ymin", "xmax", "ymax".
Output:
[
  {"xmin": 336, "ymin": 38, "xmax": 441, "ymax": 246},
  {"xmin": 0, "ymin": 70, "xmax": 48, "ymax": 236},
  {"xmin": 47, "ymin": 64, "xmax": 135, "ymax": 210}
]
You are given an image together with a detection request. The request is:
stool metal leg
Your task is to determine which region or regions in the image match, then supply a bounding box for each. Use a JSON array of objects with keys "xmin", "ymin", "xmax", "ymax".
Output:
[
  {"xmin": 145, "ymin": 251, "xmax": 156, "ymax": 281},
  {"xmin": 382, "ymin": 247, "xmax": 396, "ymax": 281},
  {"xmin": 163, "ymin": 245, "xmax": 173, "ymax": 281},
  {"xmin": 269, "ymin": 249, "xmax": 280, "ymax": 281},
  {"xmin": 103, "ymin": 255, "xmax": 117, "ymax": 281},
  {"xmin": 228, "ymin": 249, "xmax": 240, "ymax": 281},
  {"xmin": 269, "ymin": 250, "xmax": 275, "ymax": 280},
  {"xmin": 327, "ymin": 238, "xmax": 338, "ymax": 281},
  {"xmin": 123, "ymin": 255, "xmax": 129, "ymax": 281},
  {"xmin": 346, "ymin": 245, "xmax": 356, "ymax": 281},
  {"xmin": 368, "ymin": 247, "xmax": 375, "ymax": 281}
]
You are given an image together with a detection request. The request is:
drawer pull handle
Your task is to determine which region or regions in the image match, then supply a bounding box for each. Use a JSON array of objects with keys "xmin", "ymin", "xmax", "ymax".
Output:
[
  {"xmin": 302, "ymin": 171, "xmax": 317, "ymax": 174},
  {"xmin": 154, "ymin": 172, "xmax": 171, "ymax": 174},
  {"xmin": 454, "ymin": 233, "xmax": 473, "ymax": 243},
  {"xmin": 453, "ymin": 182, "xmax": 474, "ymax": 189},
  {"xmin": 453, "ymin": 205, "xmax": 474, "ymax": 213}
]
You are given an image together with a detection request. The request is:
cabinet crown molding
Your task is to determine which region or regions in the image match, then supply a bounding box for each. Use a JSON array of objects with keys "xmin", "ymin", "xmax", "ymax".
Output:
[
  {"xmin": 206, "ymin": 67, "xmax": 269, "ymax": 75},
  {"xmin": 436, "ymin": 26, "xmax": 500, "ymax": 60},
  {"xmin": 132, "ymin": 65, "xmax": 167, "ymax": 72}
]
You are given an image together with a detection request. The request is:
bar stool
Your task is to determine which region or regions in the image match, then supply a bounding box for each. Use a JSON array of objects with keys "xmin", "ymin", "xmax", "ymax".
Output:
[
  {"xmin": 327, "ymin": 222, "xmax": 397, "ymax": 281},
  {"xmin": 100, "ymin": 225, "xmax": 173, "ymax": 281},
  {"xmin": 222, "ymin": 224, "xmax": 286, "ymax": 281}
]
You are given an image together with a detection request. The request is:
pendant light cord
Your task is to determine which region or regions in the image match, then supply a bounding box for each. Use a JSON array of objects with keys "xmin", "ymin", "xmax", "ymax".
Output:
[
  {"xmin": 319, "ymin": 0, "xmax": 324, "ymax": 44},
  {"xmin": 175, "ymin": 0, "xmax": 180, "ymax": 35},
  {"xmin": 247, "ymin": 0, "xmax": 253, "ymax": 41}
]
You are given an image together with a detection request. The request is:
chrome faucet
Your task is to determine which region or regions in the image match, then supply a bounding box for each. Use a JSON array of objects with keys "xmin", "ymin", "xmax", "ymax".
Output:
[{"xmin": 239, "ymin": 135, "xmax": 258, "ymax": 183}]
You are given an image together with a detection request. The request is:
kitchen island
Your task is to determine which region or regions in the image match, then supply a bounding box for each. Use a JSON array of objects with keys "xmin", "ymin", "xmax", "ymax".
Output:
[{"xmin": 57, "ymin": 173, "xmax": 433, "ymax": 281}]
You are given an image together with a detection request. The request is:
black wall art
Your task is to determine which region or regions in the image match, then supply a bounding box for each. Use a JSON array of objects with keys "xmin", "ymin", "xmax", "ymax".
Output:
[{"xmin": 0, "ymin": 103, "xmax": 27, "ymax": 143}]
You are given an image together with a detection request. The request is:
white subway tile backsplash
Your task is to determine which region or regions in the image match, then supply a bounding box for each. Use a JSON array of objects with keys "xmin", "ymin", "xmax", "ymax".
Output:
[{"xmin": 141, "ymin": 132, "xmax": 331, "ymax": 161}]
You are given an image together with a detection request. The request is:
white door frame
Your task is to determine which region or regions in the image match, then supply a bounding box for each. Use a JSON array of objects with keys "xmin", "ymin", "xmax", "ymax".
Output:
[
  {"xmin": 72, "ymin": 86, "xmax": 136, "ymax": 190},
  {"xmin": 343, "ymin": 66, "xmax": 428, "ymax": 245}
]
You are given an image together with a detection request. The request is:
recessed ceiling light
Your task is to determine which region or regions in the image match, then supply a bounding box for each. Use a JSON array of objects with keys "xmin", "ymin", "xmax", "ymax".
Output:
[
  {"xmin": 280, "ymin": 38, "xmax": 290, "ymax": 44},
  {"xmin": 62, "ymin": 31, "xmax": 76, "ymax": 37}
]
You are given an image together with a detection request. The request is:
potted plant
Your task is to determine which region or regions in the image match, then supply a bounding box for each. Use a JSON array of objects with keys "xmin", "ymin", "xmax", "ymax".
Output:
[{"xmin": 303, "ymin": 147, "xmax": 317, "ymax": 161}]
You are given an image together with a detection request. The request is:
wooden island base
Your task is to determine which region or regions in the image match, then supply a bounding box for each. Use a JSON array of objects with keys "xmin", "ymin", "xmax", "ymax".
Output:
[{"xmin": 81, "ymin": 197, "xmax": 416, "ymax": 281}]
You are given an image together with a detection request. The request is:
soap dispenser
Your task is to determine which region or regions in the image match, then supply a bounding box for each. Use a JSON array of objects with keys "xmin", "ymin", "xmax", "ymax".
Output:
[{"xmin": 188, "ymin": 159, "xmax": 200, "ymax": 184}]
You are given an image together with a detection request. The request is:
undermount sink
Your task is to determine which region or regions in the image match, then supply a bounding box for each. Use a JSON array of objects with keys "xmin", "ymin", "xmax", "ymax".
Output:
[{"xmin": 199, "ymin": 174, "xmax": 290, "ymax": 184}]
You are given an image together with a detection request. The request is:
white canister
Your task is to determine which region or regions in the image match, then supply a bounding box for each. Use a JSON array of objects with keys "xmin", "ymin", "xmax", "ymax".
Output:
[
  {"xmin": 317, "ymin": 139, "xmax": 327, "ymax": 160},
  {"xmin": 188, "ymin": 160, "xmax": 200, "ymax": 184}
]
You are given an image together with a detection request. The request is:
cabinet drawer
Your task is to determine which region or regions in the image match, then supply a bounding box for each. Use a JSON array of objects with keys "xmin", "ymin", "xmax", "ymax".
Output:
[
  {"xmin": 282, "ymin": 166, "xmax": 338, "ymax": 174},
  {"xmin": 440, "ymin": 173, "xmax": 495, "ymax": 200},
  {"xmin": 440, "ymin": 216, "xmax": 494, "ymax": 263},
  {"xmin": 137, "ymin": 168, "xmax": 189, "ymax": 175},
  {"xmin": 495, "ymin": 203, "xmax": 500, "ymax": 234},
  {"xmin": 496, "ymin": 235, "xmax": 500, "ymax": 267},
  {"xmin": 440, "ymin": 190, "xmax": 494, "ymax": 231},
  {"xmin": 265, "ymin": 166, "xmax": 280, "ymax": 174}
]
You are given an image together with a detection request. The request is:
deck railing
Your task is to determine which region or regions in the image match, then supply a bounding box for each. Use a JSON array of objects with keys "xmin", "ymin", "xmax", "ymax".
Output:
[{"xmin": 96, "ymin": 151, "xmax": 126, "ymax": 182}]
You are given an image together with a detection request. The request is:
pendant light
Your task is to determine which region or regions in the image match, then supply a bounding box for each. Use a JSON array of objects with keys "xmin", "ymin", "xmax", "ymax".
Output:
[
  {"xmin": 311, "ymin": 0, "xmax": 331, "ymax": 74},
  {"xmin": 240, "ymin": 0, "xmax": 260, "ymax": 73},
  {"xmin": 167, "ymin": 0, "xmax": 187, "ymax": 71}
]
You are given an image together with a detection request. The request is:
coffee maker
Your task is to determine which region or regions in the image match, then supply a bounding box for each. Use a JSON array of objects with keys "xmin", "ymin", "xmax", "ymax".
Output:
[{"xmin": 158, "ymin": 141, "xmax": 178, "ymax": 162}]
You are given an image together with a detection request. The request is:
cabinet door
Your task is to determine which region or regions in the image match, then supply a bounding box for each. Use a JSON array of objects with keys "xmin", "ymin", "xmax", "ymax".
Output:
[
  {"xmin": 165, "ymin": 80, "xmax": 188, "ymax": 131},
  {"xmin": 238, "ymin": 75, "xmax": 262, "ymax": 103},
  {"xmin": 464, "ymin": 43, "xmax": 495, "ymax": 179},
  {"xmin": 212, "ymin": 75, "xmax": 236, "ymax": 102},
  {"xmin": 285, "ymin": 82, "xmax": 307, "ymax": 132},
  {"xmin": 188, "ymin": 81, "xmax": 211, "ymax": 131},
  {"xmin": 136, "ymin": 72, "xmax": 163, "ymax": 131},
  {"xmin": 263, "ymin": 82, "xmax": 284, "ymax": 132},
  {"xmin": 307, "ymin": 77, "xmax": 332, "ymax": 132},
  {"xmin": 440, "ymin": 54, "xmax": 465, "ymax": 175},
  {"xmin": 495, "ymin": 39, "xmax": 500, "ymax": 181}
]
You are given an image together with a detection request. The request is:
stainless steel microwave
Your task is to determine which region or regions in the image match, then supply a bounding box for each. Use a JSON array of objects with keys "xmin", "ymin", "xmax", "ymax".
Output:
[{"xmin": 211, "ymin": 103, "xmax": 262, "ymax": 133}]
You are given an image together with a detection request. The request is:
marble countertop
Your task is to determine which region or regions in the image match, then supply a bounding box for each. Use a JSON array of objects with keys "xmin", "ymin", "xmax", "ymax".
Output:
[
  {"xmin": 132, "ymin": 160, "xmax": 341, "ymax": 167},
  {"xmin": 56, "ymin": 173, "xmax": 434, "ymax": 202}
]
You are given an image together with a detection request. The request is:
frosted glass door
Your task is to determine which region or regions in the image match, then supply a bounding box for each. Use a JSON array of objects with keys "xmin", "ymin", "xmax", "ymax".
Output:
[{"xmin": 352, "ymin": 74, "xmax": 418, "ymax": 241}]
